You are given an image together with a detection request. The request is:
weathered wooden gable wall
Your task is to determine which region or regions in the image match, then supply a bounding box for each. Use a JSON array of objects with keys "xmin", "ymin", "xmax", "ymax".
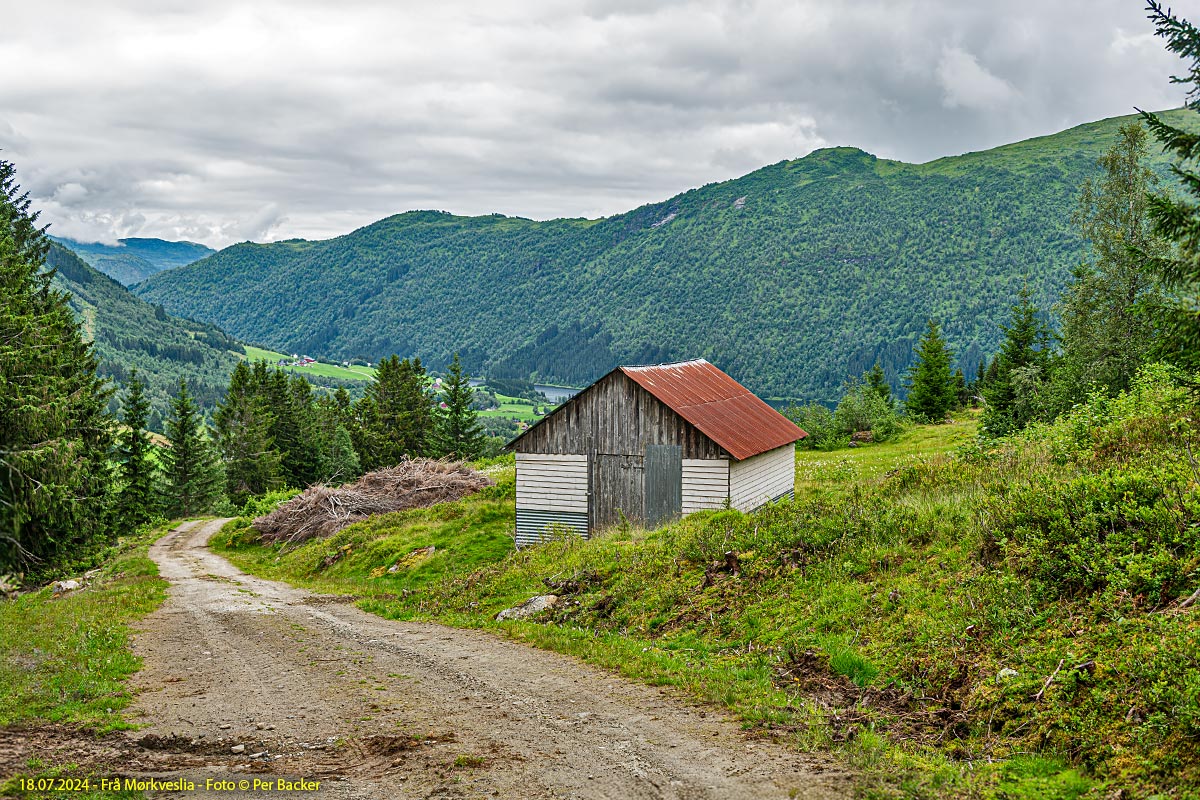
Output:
[{"xmin": 513, "ymin": 371, "xmax": 727, "ymax": 459}]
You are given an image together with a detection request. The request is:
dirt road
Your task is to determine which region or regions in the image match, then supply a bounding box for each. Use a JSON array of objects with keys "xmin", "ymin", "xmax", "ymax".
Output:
[{"xmin": 98, "ymin": 520, "xmax": 854, "ymax": 797}]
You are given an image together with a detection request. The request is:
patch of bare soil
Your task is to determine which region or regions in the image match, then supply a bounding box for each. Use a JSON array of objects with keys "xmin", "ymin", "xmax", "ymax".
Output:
[
  {"xmin": 774, "ymin": 649, "xmax": 971, "ymax": 747},
  {"xmin": 24, "ymin": 519, "xmax": 855, "ymax": 798}
]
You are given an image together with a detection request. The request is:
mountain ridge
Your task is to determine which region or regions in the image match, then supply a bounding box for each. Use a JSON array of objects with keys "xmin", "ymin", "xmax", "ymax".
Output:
[
  {"xmin": 135, "ymin": 110, "xmax": 1189, "ymax": 402},
  {"xmin": 45, "ymin": 241, "xmax": 243, "ymax": 426},
  {"xmin": 53, "ymin": 236, "xmax": 215, "ymax": 285}
]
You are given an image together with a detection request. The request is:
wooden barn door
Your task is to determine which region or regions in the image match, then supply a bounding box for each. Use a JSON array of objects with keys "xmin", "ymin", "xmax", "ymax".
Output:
[
  {"xmin": 591, "ymin": 454, "xmax": 644, "ymax": 529},
  {"xmin": 644, "ymin": 444, "xmax": 682, "ymax": 527}
]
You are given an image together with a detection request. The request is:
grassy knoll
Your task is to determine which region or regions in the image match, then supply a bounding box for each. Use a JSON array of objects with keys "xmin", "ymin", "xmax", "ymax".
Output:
[
  {"xmin": 0, "ymin": 523, "xmax": 172, "ymax": 799},
  {"xmin": 215, "ymin": 368, "xmax": 1200, "ymax": 799},
  {"xmin": 242, "ymin": 345, "xmax": 376, "ymax": 381}
]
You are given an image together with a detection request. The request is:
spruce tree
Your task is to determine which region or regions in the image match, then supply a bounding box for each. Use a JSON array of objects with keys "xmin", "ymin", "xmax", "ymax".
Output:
[
  {"xmin": 315, "ymin": 397, "xmax": 362, "ymax": 484},
  {"xmin": 1140, "ymin": 3, "xmax": 1200, "ymax": 381},
  {"xmin": 212, "ymin": 361, "xmax": 281, "ymax": 504},
  {"xmin": 0, "ymin": 158, "xmax": 113, "ymax": 575},
  {"xmin": 436, "ymin": 354, "xmax": 485, "ymax": 460},
  {"xmin": 904, "ymin": 318, "xmax": 957, "ymax": 422},
  {"xmin": 115, "ymin": 370, "xmax": 158, "ymax": 530},
  {"xmin": 162, "ymin": 380, "xmax": 222, "ymax": 517},
  {"xmin": 982, "ymin": 287, "xmax": 1052, "ymax": 436},
  {"xmin": 1055, "ymin": 122, "xmax": 1165, "ymax": 405},
  {"xmin": 865, "ymin": 361, "xmax": 892, "ymax": 405},
  {"xmin": 355, "ymin": 355, "xmax": 435, "ymax": 470}
]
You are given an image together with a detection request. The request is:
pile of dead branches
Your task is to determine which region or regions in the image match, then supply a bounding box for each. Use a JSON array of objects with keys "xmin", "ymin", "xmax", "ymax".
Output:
[{"xmin": 253, "ymin": 458, "xmax": 493, "ymax": 545}]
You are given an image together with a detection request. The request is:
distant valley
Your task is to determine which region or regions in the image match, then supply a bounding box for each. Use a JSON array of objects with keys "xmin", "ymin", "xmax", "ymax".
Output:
[
  {"xmin": 46, "ymin": 241, "xmax": 243, "ymax": 426},
  {"xmin": 134, "ymin": 110, "xmax": 1187, "ymax": 402},
  {"xmin": 52, "ymin": 236, "xmax": 214, "ymax": 285}
]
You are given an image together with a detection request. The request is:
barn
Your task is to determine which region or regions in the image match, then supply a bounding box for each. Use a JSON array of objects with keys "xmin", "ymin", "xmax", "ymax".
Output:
[{"xmin": 507, "ymin": 359, "xmax": 807, "ymax": 545}]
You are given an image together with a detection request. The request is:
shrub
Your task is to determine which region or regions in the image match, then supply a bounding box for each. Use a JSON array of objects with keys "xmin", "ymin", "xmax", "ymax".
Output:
[
  {"xmin": 833, "ymin": 379, "xmax": 903, "ymax": 442},
  {"xmin": 786, "ymin": 403, "xmax": 847, "ymax": 450}
]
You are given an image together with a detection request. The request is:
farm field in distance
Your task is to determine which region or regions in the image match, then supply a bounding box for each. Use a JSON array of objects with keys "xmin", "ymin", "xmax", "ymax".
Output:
[
  {"xmin": 242, "ymin": 345, "xmax": 377, "ymax": 381},
  {"xmin": 243, "ymin": 344, "xmax": 551, "ymax": 429}
]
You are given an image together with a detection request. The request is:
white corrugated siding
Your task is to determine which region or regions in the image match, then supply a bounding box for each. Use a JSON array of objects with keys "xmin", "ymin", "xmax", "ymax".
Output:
[
  {"xmin": 515, "ymin": 453, "xmax": 590, "ymax": 545},
  {"xmin": 515, "ymin": 453, "xmax": 588, "ymax": 513},
  {"xmin": 682, "ymin": 458, "xmax": 729, "ymax": 513},
  {"xmin": 728, "ymin": 443, "xmax": 795, "ymax": 512}
]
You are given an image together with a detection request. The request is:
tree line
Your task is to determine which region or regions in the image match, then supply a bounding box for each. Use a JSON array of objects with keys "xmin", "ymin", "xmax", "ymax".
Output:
[{"xmin": 0, "ymin": 161, "xmax": 489, "ymax": 578}]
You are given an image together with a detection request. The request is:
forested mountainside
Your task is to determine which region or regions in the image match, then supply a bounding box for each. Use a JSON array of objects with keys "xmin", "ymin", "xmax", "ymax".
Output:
[
  {"xmin": 136, "ymin": 111, "xmax": 1186, "ymax": 402},
  {"xmin": 52, "ymin": 236, "xmax": 214, "ymax": 285},
  {"xmin": 46, "ymin": 241, "xmax": 243, "ymax": 427}
]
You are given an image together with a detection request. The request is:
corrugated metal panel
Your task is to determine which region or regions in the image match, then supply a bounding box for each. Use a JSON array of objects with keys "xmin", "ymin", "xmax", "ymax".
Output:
[
  {"xmin": 620, "ymin": 360, "xmax": 806, "ymax": 461},
  {"xmin": 515, "ymin": 508, "xmax": 589, "ymax": 547},
  {"xmin": 644, "ymin": 444, "xmax": 683, "ymax": 527}
]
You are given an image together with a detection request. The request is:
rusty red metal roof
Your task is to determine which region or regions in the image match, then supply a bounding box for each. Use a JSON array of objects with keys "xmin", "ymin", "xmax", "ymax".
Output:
[{"xmin": 619, "ymin": 359, "xmax": 806, "ymax": 461}]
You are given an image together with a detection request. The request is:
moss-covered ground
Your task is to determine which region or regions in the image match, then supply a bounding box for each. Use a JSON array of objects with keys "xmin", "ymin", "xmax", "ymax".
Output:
[{"xmin": 215, "ymin": 367, "xmax": 1200, "ymax": 799}]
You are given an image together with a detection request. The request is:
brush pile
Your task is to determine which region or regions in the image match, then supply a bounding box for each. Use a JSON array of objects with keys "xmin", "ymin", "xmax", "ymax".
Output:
[{"xmin": 253, "ymin": 459, "xmax": 493, "ymax": 545}]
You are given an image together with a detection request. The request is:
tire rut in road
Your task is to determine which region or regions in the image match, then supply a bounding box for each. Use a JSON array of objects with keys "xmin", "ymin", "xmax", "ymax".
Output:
[{"xmin": 115, "ymin": 519, "xmax": 853, "ymax": 799}]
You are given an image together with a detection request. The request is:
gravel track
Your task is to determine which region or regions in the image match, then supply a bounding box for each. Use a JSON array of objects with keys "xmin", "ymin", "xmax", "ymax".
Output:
[{"xmin": 114, "ymin": 518, "xmax": 854, "ymax": 799}]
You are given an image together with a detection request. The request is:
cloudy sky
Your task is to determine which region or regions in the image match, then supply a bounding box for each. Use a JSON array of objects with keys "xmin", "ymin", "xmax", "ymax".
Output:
[{"xmin": 0, "ymin": 0, "xmax": 1189, "ymax": 248}]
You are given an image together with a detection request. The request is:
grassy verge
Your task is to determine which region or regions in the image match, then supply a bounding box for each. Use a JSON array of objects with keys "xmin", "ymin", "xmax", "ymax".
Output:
[
  {"xmin": 0, "ymin": 522, "xmax": 171, "ymax": 799},
  {"xmin": 215, "ymin": 368, "xmax": 1200, "ymax": 799}
]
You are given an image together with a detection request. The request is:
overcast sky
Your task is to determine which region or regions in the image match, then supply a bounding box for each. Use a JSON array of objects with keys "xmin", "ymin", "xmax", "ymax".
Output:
[{"xmin": 0, "ymin": 0, "xmax": 1190, "ymax": 248}]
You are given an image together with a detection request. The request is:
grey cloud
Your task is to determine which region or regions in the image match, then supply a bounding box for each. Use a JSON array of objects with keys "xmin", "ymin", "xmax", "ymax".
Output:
[{"xmin": 0, "ymin": 0, "xmax": 1189, "ymax": 248}]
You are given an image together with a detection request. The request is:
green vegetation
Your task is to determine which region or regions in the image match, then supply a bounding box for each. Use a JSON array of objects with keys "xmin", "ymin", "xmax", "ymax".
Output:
[
  {"xmin": 216, "ymin": 367, "xmax": 1200, "ymax": 798},
  {"xmin": 214, "ymin": 360, "xmax": 363, "ymax": 502},
  {"xmin": 352, "ymin": 355, "xmax": 438, "ymax": 470},
  {"xmin": 981, "ymin": 286, "xmax": 1053, "ymax": 437},
  {"xmin": 242, "ymin": 345, "xmax": 376, "ymax": 382},
  {"xmin": 1052, "ymin": 122, "xmax": 1166, "ymax": 411},
  {"xmin": 0, "ymin": 524, "xmax": 169, "ymax": 729},
  {"xmin": 114, "ymin": 371, "xmax": 158, "ymax": 530},
  {"xmin": 904, "ymin": 318, "xmax": 958, "ymax": 422},
  {"xmin": 0, "ymin": 523, "xmax": 169, "ymax": 800},
  {"xmin": 212, "ymin": 460, "xmax": 516, "ymax": 595},
  {"xmin": 161, "ymin": 380, "xmax": 224, "ymax": 517},
  {"xmin": 786, "ymin": 368, "xmax": 906, "ymax": 450},
  {"xmin": 1, "ymin": 162, "xmax": 114, "ymax": 578},
  {"xmin": 437, "ymin": 354, "xmax": 486, "ymax": 459},
  {"xmin": 136, "ymin": 111, "xmax": 1194, "ymax": 403},
  {"xmin": 51, "ymin": 235, "xmax": 214, "ymax": 286},
  {"xmin": 46, "ymin": 241, "xmax": 244, "ymax": 427},
  {"xmin": 1142, "ymin": 4, "xmax": 1200, "ymax": 382}
]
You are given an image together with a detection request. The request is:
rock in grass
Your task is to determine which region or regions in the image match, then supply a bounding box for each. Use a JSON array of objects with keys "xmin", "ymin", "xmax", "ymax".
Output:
[{"xmin": 495, "ymin": 595, "xmax": 559, "ymax": 621}]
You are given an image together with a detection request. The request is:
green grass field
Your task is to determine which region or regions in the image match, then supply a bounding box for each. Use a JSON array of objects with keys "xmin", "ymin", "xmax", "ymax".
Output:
[
  {"xmin": 476, "ymin": 394, "xmax": 546, "ymax": 423},
  {"xmin": 795, "ymin": 410, "xmax": 979, "ymax": 493},
  {"xmin": 242, "ymin": 345, "xmax": 376, "ymax": 381}
]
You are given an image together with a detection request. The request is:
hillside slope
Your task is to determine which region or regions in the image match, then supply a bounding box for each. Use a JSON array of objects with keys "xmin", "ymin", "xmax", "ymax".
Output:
[
  {"xmin": 137, "ymin": 111, "xmax": 1187, "ymax": 402},
  {"xmin": 46, "ymin": 242, "xmax": 243, "ymax": 426},
  {"xmin": 53, "ymin": 236, "xmax": 214, "ymax": 285}
]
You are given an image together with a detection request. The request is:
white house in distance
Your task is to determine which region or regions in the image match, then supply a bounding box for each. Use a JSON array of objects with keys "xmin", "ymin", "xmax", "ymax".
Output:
[{"xmin": 506, "ymin": 358, "xmax": 808, "ymax": 545}]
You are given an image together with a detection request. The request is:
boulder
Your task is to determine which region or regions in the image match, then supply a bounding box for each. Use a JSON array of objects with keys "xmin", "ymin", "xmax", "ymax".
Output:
[
  {"xmin": 495, "ymin": 595, "xmax": 559, "ymax": 621},
  {"xmin": 52, "ymin": 579, "xmax": 81, "ymax": 595}
]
